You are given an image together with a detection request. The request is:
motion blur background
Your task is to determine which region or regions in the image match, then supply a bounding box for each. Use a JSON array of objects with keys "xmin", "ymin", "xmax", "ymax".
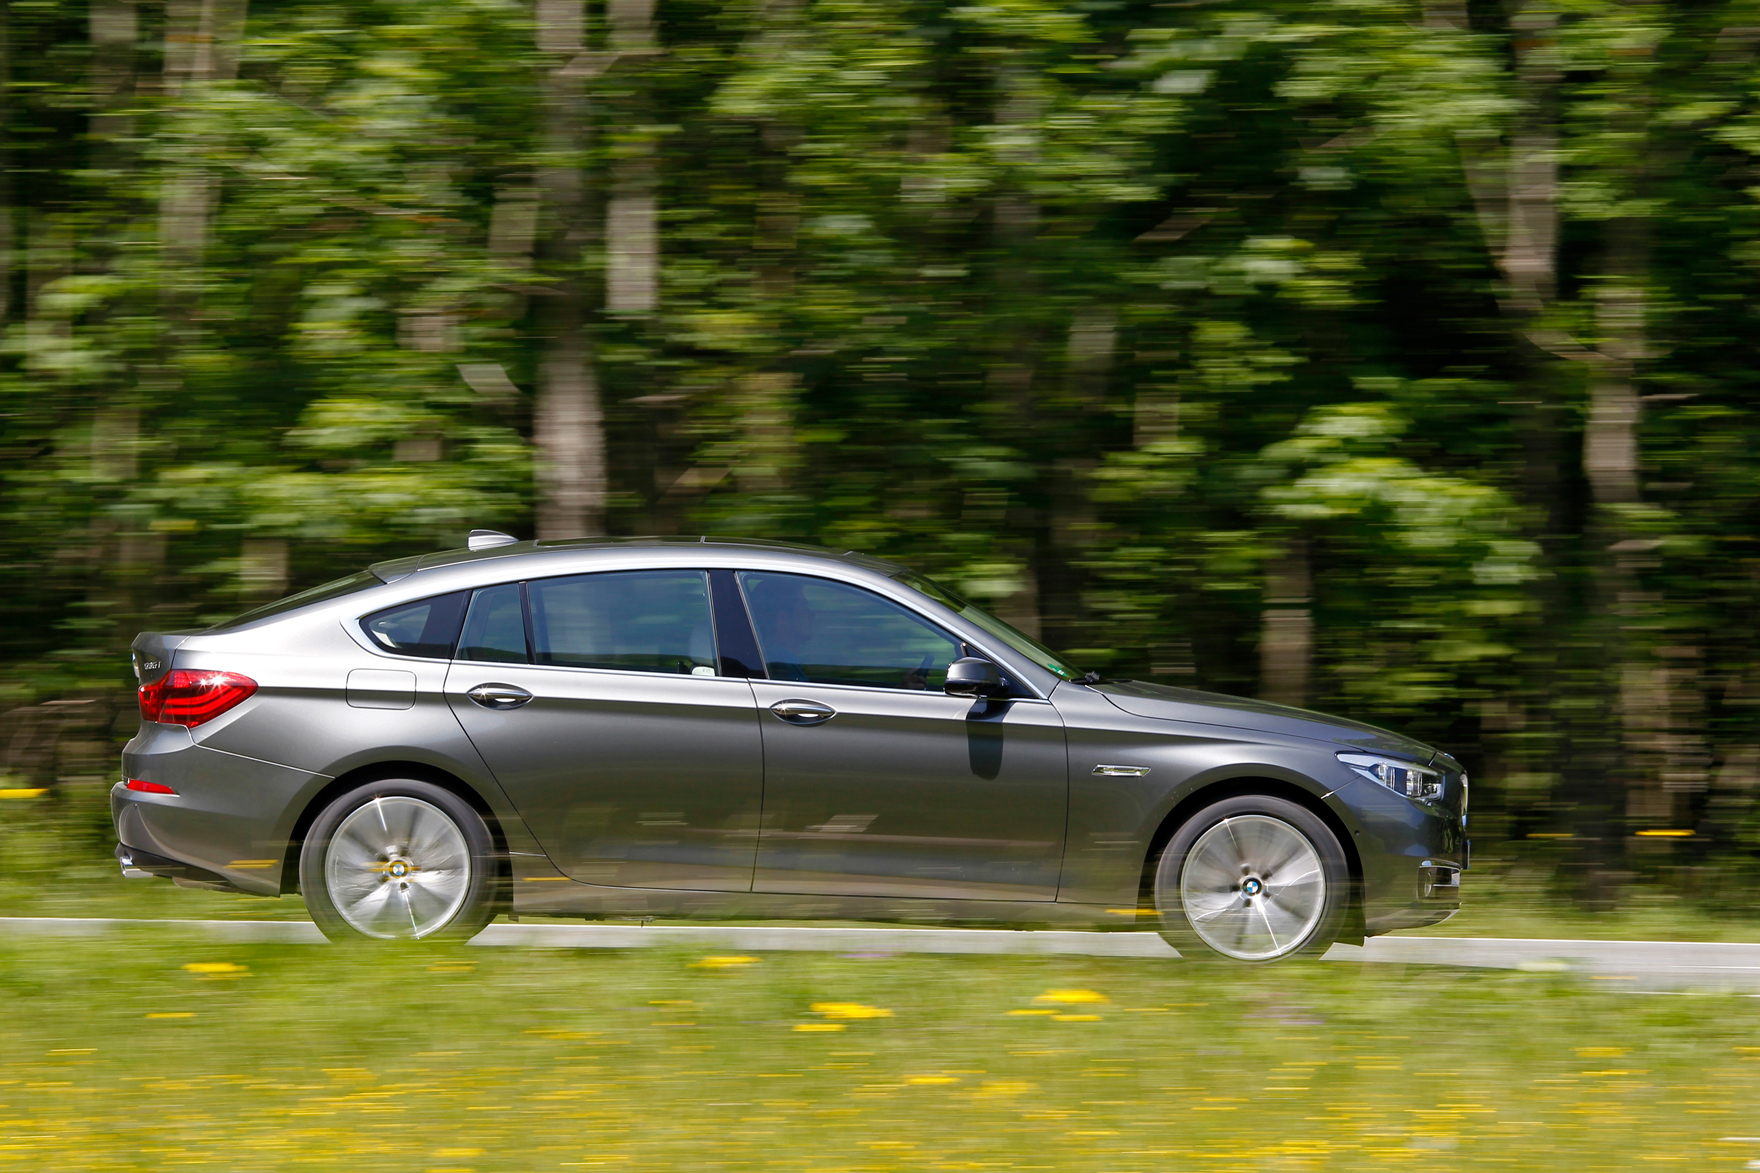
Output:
[{"xmin": 2, "ymin": 0, "xmax": 1756, "ymax": 914}]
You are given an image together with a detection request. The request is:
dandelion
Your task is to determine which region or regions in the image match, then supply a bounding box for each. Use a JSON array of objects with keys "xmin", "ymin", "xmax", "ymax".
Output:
[
  {"xmin": 182, "ymin": 962, "xmax": 248, "ymax": 979},
  {"xmin": 810, "ymin": 1002, "xmax": 892, "ymax": 1020},
  {"xmin": 1053, "ymin": 1014, "xmax": 1103, "ymax": 1022},
  {"xmin": 905, "ymin": 1075, "xmax": 960, "ymax": 1085},
  {"xmin": 690, "ymin": 955, "xmax": 758, "ymax": 968},
  {"xmin": 145, "ymin": 1012, "xmax": 195, "ymax": 1019},
  {"xmin": 793, "ymin": 1023, "xmax": 845, "ymax": 1031},
  {"xmin": 1034, "ymin": 989, "xmax": 1108, "ymax": 1005}
]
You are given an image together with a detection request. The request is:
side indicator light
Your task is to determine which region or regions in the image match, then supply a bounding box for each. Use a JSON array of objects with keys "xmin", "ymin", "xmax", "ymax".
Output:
[{"xmin": 126, "ymin": 779, "xmax": 177, "ymax": 795}]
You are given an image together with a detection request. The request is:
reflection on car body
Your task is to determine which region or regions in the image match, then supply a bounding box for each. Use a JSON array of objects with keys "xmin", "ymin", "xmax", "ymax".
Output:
[{"xmin": 114, "ymin": 535, "xmax": 1467, "ymax": 962}]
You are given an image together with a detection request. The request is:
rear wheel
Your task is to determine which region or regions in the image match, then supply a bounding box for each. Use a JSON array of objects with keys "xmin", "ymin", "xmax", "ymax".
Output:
[
  {"xmin": 1153, "ymin": 795, "xmax": 1349, "ymax": 963},
  {"xmin": 299, "ymin": 780, "xmax": 500, "ymax": 942}
]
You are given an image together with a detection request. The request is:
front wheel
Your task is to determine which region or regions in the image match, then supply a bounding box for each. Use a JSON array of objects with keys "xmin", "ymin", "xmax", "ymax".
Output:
[
  {"xmin": 1153, "ymin": 795, "xmax": 1350, "ymax": 963},
  {"xmin": 299, "ymin": 780, "xmax": 501, "ymax": 942}
]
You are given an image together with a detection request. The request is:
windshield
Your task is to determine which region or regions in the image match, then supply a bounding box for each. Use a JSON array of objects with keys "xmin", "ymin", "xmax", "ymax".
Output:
[
  {"xmin": 892, "ymin": 570, "xmax": 1083, "ymax": 682},
  {"xmin": 208, "ymin": 570, "xmax": 382, "ymax": 630}
]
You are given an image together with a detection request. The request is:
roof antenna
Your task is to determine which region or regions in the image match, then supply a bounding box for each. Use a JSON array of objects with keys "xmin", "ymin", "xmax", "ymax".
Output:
[{"xmin": 468, "ymin": 529, "xmax": 519, "ymax": 552}]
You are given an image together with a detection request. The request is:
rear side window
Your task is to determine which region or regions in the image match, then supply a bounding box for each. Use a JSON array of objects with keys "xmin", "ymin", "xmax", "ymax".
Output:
[
  {"xmin": 529, "ymin": 570, "xmax": 715, "ymax": 675},
  {"xmin": 359, "ymin": 591, "xmax": 469, "ymax": 659},
  {"xmin": 458, "ymin": 583, "xmax": 528, "ymax": 663}
]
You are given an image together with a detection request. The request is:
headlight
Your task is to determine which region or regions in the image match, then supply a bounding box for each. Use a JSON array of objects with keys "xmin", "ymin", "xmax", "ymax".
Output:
[{"xmin": 1338, "ymin": 753, "xmax": 1443, "ymax": 801}]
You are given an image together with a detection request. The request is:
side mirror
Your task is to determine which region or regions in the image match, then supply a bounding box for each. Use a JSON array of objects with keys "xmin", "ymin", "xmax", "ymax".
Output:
[{"xmin": 944, "ymin": 657, "xmax": 1001, "ymax": 698}]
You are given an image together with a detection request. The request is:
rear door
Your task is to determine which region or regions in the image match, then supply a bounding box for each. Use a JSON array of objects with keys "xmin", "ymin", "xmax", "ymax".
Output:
[{"xmin": 445, "ymin": 569, "xmax": 763, "ymax": 891}]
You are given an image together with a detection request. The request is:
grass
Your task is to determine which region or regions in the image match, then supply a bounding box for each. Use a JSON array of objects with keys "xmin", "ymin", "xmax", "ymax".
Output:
[
  {"xmin": 3, "ymin": 931, "xmax": 1760, "ymax": 1171},
  {"xmin": 9, "ymin": 789, "xmax": 1760, "ymax": 1168}
]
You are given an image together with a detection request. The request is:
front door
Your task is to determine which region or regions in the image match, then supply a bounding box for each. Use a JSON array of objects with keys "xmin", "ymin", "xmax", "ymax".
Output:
[
  {"xmin": 446, "ymin": 570, "xmax": 763, "ymax": 891},
  {"xmin": 739, "ymin": 571, "xmax": 1067, "ymax": 901}
]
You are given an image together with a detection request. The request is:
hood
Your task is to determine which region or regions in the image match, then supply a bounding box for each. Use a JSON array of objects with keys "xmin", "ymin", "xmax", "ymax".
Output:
[{"xmin": 1089, "ymin": 680, "xmax": 1436, "ymax": 762}]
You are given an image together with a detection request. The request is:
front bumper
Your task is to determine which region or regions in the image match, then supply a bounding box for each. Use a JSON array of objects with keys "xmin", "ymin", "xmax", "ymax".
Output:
[{"xmin": 1336, "ymin": 774, "xmax": 1466, "ymax": 937}]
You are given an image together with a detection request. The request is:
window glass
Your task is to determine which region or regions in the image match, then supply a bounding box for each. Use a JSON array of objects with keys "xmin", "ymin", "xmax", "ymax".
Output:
[
  {"xmin": 529, "ymin": 570, "xmax": 715, "ymax": 675},
  {"xmin": 458, "ymin": 583, "xmax": 528, "ymax": 664},
  {"xmin": 892, "ymin": 569, "xmax": 1084, "ymax": 682},
  {"xmin": 739, "ymin": 572, "xmax": 960, "ymax": 691},
  {"xmin": 360, "ymin": 591, "xmax": 469, "ymax": 659}
]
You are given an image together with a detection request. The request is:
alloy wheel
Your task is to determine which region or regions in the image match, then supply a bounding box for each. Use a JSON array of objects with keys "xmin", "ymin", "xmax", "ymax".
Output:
[
  {"xmin": 324, "ymin": 796, "xmax": 473, "ymax": 939},
  {"xmin": 1178, "ymin": 814, "xmax": 1327, "ymax": 961}
]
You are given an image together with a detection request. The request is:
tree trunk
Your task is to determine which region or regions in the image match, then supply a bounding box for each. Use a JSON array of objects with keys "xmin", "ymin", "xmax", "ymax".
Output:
[
  {"xmin": 533, "ymin": 0, "xmax": 606, "ymax": 540},
  {"xmin": 1260, "ymin": 539, "xmax": 1313, "ymax": 708},
  {"xmin": 605, "ymin": 0, "xmax": 658, "ymax": 316},
  {"xmin": 89, "ymin": 0, "xmax": 137, "ymax": 173},
  {"xmin": 0, "ymin": 4, "xmax": 13, "ymax": 328},
  {"xmin": 160, "ymin": 0, "xmax": 247, "ymax": 292},
  {"xmin": 990, "ymin": 56, "xmax": 1044, "ymax": 640}
]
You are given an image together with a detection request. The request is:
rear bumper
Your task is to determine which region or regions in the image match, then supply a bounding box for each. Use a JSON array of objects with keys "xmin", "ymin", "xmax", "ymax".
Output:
[
  {"xmin": 114, "ymin": 842, "xmax": 255, "ymax": 894},
  {"xmin": 115, "ymin": 723, "xmax": 332, "ymax": 896}
]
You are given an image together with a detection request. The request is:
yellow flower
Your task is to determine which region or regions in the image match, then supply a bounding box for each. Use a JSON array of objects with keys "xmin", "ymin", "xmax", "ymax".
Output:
[
  {"xmin": 1034, "ymin": 989, "xmax": 1108, "ymax": 1005},
  {"xmin": 690, "ymin": 955, "xmax": 758, "ymax": 968},
  {"xmin": 905, "ymin": 1075, "xmax": 960, "ymax": 1085},
  {"xmin": 793, "ymin": 1023, "xmax": 846, "ymax": 1032},
  {"xmin": 182, "ymin": 962, "xmax": 248, "ymax": 979},
  {"xmin": 810, "ymin": 1002, "xmax": 893, "ymax": 1020}
]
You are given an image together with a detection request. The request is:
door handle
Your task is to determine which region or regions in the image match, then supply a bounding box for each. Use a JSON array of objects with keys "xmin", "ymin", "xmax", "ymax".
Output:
[
  {"xmin": 466, "ymin": 683, "xmax": 533, "ymax": 710},
  {"xmin": 769, "ymin": 698, "xmax": 836, "ymax": 725}
]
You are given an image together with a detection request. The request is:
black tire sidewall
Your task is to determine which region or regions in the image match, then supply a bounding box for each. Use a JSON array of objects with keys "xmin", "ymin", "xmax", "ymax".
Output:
[
  {"xmin": 299, "ymin": 779, "xmax": 499, "ymax": 943},
  {"xmin": 1154, "ymin": 794, "xmax": 1350, "ymax": 964}
]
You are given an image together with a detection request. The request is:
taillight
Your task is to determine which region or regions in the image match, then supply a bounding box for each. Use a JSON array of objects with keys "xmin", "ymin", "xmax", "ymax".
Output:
[
  {"xmin": 126, "ymin": 779, "xmax": 177, "ymax": 795},
  {"xmin": 138, "ymin": 670, "xmax": 258, "ymax": 728}
]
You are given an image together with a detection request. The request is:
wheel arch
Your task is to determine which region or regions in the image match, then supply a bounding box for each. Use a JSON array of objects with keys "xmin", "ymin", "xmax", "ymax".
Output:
[
  {"xmin": 1136, "ymin": 775, "xmax": 1367, "ymax": 942},
  {"xmin": 279, "ymin": 760, "xmax": 511, "ymax": 896}
]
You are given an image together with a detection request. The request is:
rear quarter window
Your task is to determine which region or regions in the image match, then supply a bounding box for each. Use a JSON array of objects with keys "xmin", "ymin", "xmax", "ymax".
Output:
[{"xmin": 359, "ymin": 591, "xmax": 470, "ymax": 658}]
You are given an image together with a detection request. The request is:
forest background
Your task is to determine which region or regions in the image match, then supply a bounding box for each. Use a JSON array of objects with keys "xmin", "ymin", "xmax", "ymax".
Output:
[{"xmin": 4, "ymin": 0, "xmax": 1758, "ymax": 909}]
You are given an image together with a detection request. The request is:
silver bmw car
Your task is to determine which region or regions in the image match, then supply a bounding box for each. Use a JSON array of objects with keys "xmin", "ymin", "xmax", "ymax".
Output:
[{"xmin": 114, "ymin": 535, "xmax": 1466, "ymax": 962}]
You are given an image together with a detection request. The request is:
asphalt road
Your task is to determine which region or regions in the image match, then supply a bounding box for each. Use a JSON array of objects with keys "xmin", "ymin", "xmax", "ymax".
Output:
[{"xmin": 6, "ymin": 916, "xmax": 1760, "ymax": 990}]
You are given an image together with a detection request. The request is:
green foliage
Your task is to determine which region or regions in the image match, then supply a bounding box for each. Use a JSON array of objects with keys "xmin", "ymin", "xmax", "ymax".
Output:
[{"xmin": 8, "ymin": 0, "xmax": 1760, "ymax": 897}]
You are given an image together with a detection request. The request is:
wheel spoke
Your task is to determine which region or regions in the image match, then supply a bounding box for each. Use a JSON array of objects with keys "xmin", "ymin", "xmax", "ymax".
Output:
[
  {"xmin": 326, "ymin": 796, "xmax": 472, "ymax": 939},
  {"xmin": 1178, "ymin": 814, "xmax": 1328, "ymax": 961}
]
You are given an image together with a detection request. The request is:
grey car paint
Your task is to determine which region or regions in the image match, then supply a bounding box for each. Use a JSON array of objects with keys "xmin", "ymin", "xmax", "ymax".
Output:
[
  {"xmin": 447, "ymin": 662, "xmax": 765, "ymax": 891},
  {"xmin": 747, "ymin": 679, "xmax": 1067, "ymax": 901},
  {"xmin": 114, "ymin": 539, "xmax": 1465, "ymax": 938}
]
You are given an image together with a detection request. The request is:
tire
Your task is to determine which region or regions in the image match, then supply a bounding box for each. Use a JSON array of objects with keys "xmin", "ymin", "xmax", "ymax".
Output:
[
  {"xmin": 1153, "ymin": 795, "xmax": 1350, "ymax": 964},
  {"xmin": 299, "ymin": 779, "xmax": 502, "ymax": 942}
]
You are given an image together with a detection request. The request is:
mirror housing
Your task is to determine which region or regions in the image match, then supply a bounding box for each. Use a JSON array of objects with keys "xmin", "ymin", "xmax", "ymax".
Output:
[{"xmin": 944, "ymin": 657, "xmax": 1002, "ymax": 698}]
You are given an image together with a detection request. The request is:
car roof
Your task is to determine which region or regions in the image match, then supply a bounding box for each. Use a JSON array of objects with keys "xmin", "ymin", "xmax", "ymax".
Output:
[{"xmin": 369, "ymin": 536, "xmax": 908, "ymax": 585}]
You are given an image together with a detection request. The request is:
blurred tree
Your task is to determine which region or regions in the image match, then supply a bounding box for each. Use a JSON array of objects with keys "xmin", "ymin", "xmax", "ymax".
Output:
[{"xmin": 10, "ymin": 0, "xmax": 1760, "ymax": 903}]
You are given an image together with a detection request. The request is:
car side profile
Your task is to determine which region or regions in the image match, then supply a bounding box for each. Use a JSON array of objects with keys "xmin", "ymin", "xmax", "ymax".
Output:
[{"xmin": 114, "ymin": 535, "xmax": 1466, "ymax": 961}]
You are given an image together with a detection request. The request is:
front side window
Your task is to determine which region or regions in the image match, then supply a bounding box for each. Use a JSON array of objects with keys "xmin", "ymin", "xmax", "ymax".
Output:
[
  {"xmin": 892, "ymin": 569, "xmax": 1084, "ymax": 682},
  {"xmin": 360, "ymin": 591, "xmax": 469, "ymax": 659},
  {"xmin": 738, "ymin": 572, "xmax": 960, "ymax": 691},
  {"xmin": 458, "ymin": 583, "xmax": 528, "ymax": 664},
  {"xmin": 529, "ymin": 570, "xmax": 716, "ymax": 675}
]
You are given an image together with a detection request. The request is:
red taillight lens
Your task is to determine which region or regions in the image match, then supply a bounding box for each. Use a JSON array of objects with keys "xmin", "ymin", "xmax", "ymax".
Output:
[
  {"xmin": 126, "ymin": 779, "xmax": 177, "ymax": 795},
  {"xmin": 138, "ymin": 670, "xmax": 257, "ymax": 728}
]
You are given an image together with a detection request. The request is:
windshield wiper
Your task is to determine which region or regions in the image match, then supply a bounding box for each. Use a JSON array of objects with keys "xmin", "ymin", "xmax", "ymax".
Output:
[{"xmin": 1078, "ymin": 670, "xmax": 1106, "ymax": 685}]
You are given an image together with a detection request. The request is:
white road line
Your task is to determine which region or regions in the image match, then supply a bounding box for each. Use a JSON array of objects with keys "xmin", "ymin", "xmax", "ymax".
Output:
[{"xmin": 5, "ymin": 917, "xmax": 1760, "ymax": 985}]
